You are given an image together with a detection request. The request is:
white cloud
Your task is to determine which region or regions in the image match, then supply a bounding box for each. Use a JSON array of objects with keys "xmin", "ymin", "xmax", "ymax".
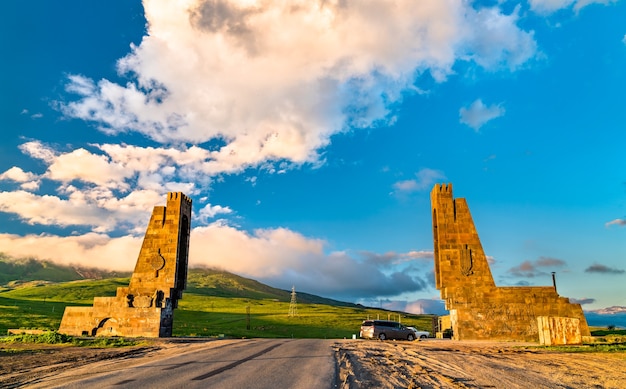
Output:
[
  {"xmin": 529, "ymin": 0, "xmax": 618, "ymax": 14},
  {"xmin": 0, "ymin": 189, "xmax": 165, "ymax": 233},
  {"xmin": 0, "ymin": 167, "xmax": 41, "ymax": 190},
  {"xmin": 0, "ymin": 190, "xmax": 110, "ymax": 229},
  {"xmin": 459, "ymin": 99, "xmax": 505, "ymax": 131},
  {"xmin": 46, "ymin": 148, "xmax": 130, "ymax": 189},
  {"xmin": 60, "ymin": 0, "xmax": 536, "ymax": 175},
  {"xmin": 393, "ymin": 168, "xmax": 446, "ymax": 194},
  {"xmin": 197, "ymin": 203, "xmax": 233, "ymax": 222},
  {"xmin": 0, "ymin": 166, "xmax": 38, "ymax": 183},
  {"xmin": 0, "ymin": 232, "xmax": 142, "ymax": 271},
  {"xmin": 2, "ymin": 141, "xmax": 226, "ymax": 231},
  {"xmin": 605, "ymin": 218, "xmax": 626, "ymax": 227}
]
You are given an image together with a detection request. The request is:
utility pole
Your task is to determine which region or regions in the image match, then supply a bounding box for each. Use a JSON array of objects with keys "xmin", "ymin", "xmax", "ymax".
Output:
[{"xmin": 288, "ymin": 286, "xmax": 298, "ymax": 317}]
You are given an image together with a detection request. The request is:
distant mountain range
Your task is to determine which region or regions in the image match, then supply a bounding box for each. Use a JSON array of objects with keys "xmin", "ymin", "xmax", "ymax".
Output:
[
  {"xmin": 584, "ymin": 306, "xmax": 626, "ymax": 329},
  {"xmin": 587, "ymin": 306, "xmax": 626, "ymax": 315}
]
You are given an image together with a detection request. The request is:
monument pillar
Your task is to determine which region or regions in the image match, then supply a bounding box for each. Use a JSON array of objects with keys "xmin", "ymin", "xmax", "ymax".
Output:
[
  {"xmin": 431, "ymin": 183, "xmax": 589, "ymax": 343},
  {"xmin": 59, "ymin": 192, "xmax": 192, "ymax": 337}
]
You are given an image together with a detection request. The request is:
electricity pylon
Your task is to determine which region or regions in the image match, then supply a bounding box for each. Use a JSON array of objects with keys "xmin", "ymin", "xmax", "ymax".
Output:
[{"xmin": 288, "ymin": 285, "xmax": 298, "ymax": 317}]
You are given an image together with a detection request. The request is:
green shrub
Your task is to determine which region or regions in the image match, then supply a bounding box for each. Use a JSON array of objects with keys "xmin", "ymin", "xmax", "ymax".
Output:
[
  {"xmin": 0, "ymin": 331, "xmax": 138, "ymax": 348},
  {"xmin": 2, "ymin": 331, "xmax": 73, "ymax": 344}
]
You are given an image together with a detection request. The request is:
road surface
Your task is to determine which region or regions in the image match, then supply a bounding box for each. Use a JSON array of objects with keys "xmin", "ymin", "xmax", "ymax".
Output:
[{"xmin": 30, "ymin": 338, "xmax": 337, "ymax": 389}]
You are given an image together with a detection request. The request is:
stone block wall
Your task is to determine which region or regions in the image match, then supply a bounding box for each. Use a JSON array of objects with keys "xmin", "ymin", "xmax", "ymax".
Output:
[{"xmin": 431, "ymin": 184, "xmax": 589, "ymax": 343}]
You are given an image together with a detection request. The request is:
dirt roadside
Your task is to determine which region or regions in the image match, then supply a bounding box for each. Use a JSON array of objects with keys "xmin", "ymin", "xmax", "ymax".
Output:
[
  {"xmin": 0, "ymin": 338, "xmax": 226, "ymax": 388},
  {"xmin": 2, "ymin": 338, "xmax": 625, "ymax": 388},
  {"xmin": 334, "ymin": 339, "xmax": 626, "ymax": 388}
]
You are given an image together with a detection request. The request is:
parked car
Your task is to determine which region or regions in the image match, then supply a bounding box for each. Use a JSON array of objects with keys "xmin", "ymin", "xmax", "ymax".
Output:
[
  {"xmin": 406, "ymin": 326, "xmax": 430, "ymax": 339},
  {"xmin": 359, "ymin": 320, "xmax": 417, "ymax": 341}
]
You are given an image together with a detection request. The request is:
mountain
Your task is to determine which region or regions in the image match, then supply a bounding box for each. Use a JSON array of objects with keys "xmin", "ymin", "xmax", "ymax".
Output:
[
  {"xmin": 187, "ymin": 267, "xmax": 360, "ymax": 307},
  {"xmin": 0, "ymin": 254, "xmax": 359, "ymax": 308},
  {"xmin": 584, "ymin": 306, "xmax": 626, "ymax": 329},
  {"xmin": 0, "ymin": 253, "xmax": 130, "ymax": 286},
  {"xmin": 588, "ymin": 306, "xmax": 626, "ymax": 315}
]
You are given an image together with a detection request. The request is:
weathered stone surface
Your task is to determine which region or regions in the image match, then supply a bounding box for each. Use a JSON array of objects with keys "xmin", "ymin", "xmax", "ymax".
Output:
[
  {"xmin": 537, "ymin": 316, "xmax": 582, "ymax": 345},
  {"xmin": 59, "ymin": 192, "xmax": 192, "ymax": 337},
  {"xmin": 431, "ymin": 183, "xmax": 589, "ymax": 343}
]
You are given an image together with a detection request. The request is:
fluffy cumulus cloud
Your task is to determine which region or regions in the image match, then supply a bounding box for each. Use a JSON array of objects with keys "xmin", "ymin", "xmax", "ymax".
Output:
[
  {"xmin": 188, "ymin": 223, "xmax": 431, "ymax": 299},
  {"xmin": 0, "ymin": 232, "xmax": 143, "ymax": 271},
  {"xmin": 0, "ymin": 167, "xmax": 40, "ymax": 190},
  {"xmin": 0, "ymin": 141, "xmax": 220, "ymax": 232},
  {"xmin": 197, "ymin": 203, "xmax": 233, "ymax": 222},
  {"xmin": 60, "ymin": 0, "xmax": 536, "ymax": 175},
  {"xmin": 528, "ymin": 0, "xmax": 619, "ymax": 14},
  {"xmin": 459, "ymin": 99, "xmax": 505, "ymax": 131}
]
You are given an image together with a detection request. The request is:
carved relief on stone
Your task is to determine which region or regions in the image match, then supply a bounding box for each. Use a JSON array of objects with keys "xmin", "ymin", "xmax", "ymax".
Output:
[
  {"xmin": 459, "ymin": 245, "xmax": 474, "ymax": 276},
  {"xmin": 133, "ymin": 295, "xmax": 153, "ymax": 308},
  {"xmin": 149, "ymin": 249, "xmax": 166, "ymax": 277}
]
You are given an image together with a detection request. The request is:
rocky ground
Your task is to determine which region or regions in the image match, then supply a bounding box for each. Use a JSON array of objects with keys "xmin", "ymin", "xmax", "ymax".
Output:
[{"xmin": 2, "ymin": 338, "xmax": 625, "ymax": 388}]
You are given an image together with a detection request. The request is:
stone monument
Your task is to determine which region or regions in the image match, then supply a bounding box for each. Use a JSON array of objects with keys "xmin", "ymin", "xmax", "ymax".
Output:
[
  {"xmin": 431, "ymin": 183, "xmax": 589, "ymax": 343},
  {"xmin": 59, "ymin": 192, "xmax": 192, "ymax": 337}
]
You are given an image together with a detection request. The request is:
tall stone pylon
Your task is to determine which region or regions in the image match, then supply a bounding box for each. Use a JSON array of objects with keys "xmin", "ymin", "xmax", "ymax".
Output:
[
  {"xmin": 431, "ymin": 183, "xmax": 589, "ymax": 343},
  {"xmin": 59, "ymin": 192, "xmax": 192, "ymax": 337}
]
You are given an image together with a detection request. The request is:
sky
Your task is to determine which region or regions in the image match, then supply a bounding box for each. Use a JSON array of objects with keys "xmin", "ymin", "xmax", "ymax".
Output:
[{"xmin": 1, "ymin": 0, "xmax": 625, "ymax": 315}]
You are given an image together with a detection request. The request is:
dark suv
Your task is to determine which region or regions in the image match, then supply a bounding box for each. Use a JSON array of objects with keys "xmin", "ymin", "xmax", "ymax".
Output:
[{"xmin": 359, "ymin": 320, "xmax": 416, "ymax": 341}]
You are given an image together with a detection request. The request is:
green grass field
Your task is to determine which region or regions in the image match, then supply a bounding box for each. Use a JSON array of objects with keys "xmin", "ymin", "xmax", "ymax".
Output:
[
  {"xmin": 175, "ymin": 294, "xmax": 432, "ymax": 338},
  {"xmin": 0, "ymin": 271, "xmax": 434, "ymax": 339}
]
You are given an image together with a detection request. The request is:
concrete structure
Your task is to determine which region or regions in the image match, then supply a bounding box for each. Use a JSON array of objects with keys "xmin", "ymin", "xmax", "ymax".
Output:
[
  {"xmin": 59, "ymin": 192, "xmax": 192, "ymax": 337},
  {"xmin": 431, "ymin": 183, "xmax": 589, "ymax": 343}
]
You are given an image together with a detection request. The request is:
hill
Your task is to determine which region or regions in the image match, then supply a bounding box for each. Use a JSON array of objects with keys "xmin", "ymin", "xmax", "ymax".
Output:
[
  {"xmin": 187, "ymin": 267, "xmax": 361, "ymax": 307},
  {"xmin": 0, "ymin": 255, "xmax": 432, "ymax": 338},
  {"xmin": 0, "ymin": 254, "xmax": 358, "ymax": 307}
]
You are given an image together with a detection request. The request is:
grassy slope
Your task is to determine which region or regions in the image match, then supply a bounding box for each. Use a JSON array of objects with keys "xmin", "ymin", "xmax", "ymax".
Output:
[{"xmin": 0, "ymin": 266, "xmax": 434, "ymax": 338}]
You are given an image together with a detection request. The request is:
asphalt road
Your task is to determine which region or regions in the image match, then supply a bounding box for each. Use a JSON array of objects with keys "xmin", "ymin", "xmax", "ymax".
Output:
[{"xmin": 38, "ymin": 339, "xmax": 338, "ymax": 389}]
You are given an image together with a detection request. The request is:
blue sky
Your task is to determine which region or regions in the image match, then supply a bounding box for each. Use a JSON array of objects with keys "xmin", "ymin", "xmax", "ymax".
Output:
[{"xmin": 1, "ymin": 0, "xmax": 625, "ymax": 315}]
